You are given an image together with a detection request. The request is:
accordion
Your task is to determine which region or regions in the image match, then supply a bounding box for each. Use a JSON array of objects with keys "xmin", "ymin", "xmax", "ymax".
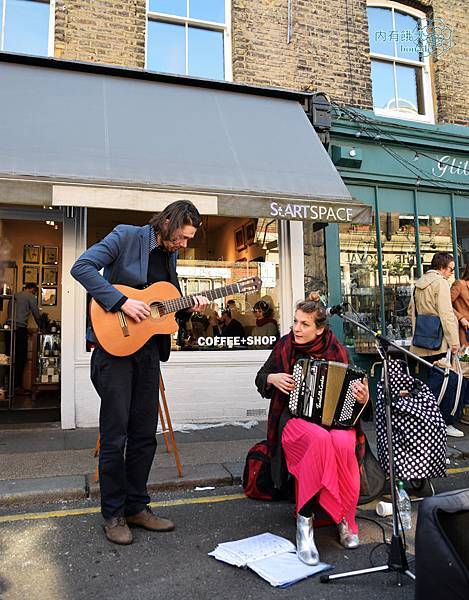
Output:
[{"xmin": 289, "ymin": 358, "xmax": 367, "ymax": 429}]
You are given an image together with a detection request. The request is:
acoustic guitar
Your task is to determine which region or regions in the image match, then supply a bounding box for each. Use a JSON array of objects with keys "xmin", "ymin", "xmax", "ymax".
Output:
[{"xmin": 90, "ymin": 276, "xmax": 262, "ymax": 357}]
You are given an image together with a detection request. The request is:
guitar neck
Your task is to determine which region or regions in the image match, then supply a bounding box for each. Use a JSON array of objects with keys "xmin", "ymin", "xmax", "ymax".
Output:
[{"xmin": 161, "ymin": 283, "xmax": 242, "ymax": 314}]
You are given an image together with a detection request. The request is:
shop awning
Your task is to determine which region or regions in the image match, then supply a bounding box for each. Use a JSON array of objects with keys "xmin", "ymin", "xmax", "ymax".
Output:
[{"xmin": 0, "ymin": 55, "xmax": 371, "ymax": 224}]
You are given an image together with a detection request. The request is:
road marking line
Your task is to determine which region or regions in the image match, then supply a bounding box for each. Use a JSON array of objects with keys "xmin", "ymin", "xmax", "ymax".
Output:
[
  {"xmin": 447, "ymin": 465, "xmax": 469, "ymax": 475},
  {"xmin": 0, "ymin": 493, "xmax": 246, "ymax": 524},
  {"xmin": 1, "ymin": 466, "xmax": 468, "ymax": 525}
]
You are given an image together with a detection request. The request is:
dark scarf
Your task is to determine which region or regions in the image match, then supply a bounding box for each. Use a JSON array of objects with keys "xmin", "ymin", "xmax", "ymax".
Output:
[
  {"xmin": 267, "ymin": 330, "xmax": 365, "ymax": 469},
  {"xmin": 256, "ymin": 317, "xmax": 278, "ymax": 327}
]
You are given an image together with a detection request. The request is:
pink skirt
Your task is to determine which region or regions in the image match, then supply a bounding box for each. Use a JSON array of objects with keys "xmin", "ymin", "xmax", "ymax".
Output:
[{"xmin": 282, "ymin": 418, "xmax": 360, "ymax": 533}]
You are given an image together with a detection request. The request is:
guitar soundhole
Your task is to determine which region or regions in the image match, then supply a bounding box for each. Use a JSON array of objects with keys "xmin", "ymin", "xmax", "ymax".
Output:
[{"xmin": 150, "ymin": 302, "xmax": 165, "ymax": 319}]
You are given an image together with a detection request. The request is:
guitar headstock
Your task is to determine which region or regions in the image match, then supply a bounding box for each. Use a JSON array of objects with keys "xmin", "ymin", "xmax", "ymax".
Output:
[{"xmin": 237, "ymin": 276, "xmax": 262, "ymax": 294}]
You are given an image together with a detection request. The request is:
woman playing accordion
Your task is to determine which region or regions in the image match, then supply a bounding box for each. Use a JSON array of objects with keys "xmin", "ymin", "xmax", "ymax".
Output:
[{"xmin": 255, "ymin": 294, "xmax": 369, "ymax": 566}]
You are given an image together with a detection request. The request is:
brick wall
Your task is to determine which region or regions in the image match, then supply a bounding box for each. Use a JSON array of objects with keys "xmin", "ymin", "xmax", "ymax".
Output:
[
  {"xmin": 231, "ymin": 0, "xmax": 374, "ymax": 110},
  {"xmin": 50, "ymin": 0, "xmax": 467, "ymax": 125},
  {"xmin": 431, "ymin": 0, "xmax": 469, "ymax": 125},
  {"xmin": 54, "ymin": 0, "xmax": 146, "ymax": 68},
  {"xmin": 231, "ymin": 0, "xmax": 468, "ymax": 124}
]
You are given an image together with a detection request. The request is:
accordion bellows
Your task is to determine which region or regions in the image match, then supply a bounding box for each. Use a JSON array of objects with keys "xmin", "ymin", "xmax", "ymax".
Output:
[{"xmin": 289, "ymin": 358, "xmax": 367, "ymax": 429}]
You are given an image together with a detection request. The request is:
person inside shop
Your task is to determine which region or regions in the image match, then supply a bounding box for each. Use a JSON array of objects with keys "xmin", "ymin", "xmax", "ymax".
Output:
[
  {"xmin": 254, "ymin": 293, "xmax": 369, "ymax": 565},
  {"xmin": 4, "ymin": 282, "xmax": 41, "ymax": 394},
  {"xmin": 205, "ymin": 308, "xmax": 222, "ymax": 338},
  {"xmin": 71, "ymin": 200, "xmax": 209, "ymax": 545},
  {"xmin": 251, "ymin": 298, "xmax": 279, "ymax": 348},
  {"xmin": 408, "ymin": 251, "xmax": 463, "ymax": 438},
  {"xmin": 220, "ymin": 308, "xmax": 245, "ymax": 339}
]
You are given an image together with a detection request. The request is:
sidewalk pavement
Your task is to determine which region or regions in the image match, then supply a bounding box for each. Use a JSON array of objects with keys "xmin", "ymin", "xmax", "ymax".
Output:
[{"xmin": 0, "ymin": 420, "xmax": 468, "ymax": 507}]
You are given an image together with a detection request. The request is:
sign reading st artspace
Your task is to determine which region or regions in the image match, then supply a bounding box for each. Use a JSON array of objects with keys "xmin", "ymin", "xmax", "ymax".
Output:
[{"xmin": 218, "ymin": 195, "xmax": 372, "ymax": 224}]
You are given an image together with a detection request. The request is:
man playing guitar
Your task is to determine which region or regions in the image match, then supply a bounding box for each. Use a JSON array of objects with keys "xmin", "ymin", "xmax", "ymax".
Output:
[{"xmin": 71, "ymin": 200, "xmax": 209, "ymax": 545}]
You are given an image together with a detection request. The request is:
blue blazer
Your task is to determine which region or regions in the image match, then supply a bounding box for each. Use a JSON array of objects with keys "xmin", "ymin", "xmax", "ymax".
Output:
[{"xmin": 70, "ymin": 224, "xmax": 180, "ymax": 360}]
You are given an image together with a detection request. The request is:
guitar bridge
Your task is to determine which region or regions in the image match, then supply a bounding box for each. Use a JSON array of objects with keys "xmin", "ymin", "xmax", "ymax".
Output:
[{"xmin": 118, "ymin": 311, "xmax": 130, "ymax": 337}]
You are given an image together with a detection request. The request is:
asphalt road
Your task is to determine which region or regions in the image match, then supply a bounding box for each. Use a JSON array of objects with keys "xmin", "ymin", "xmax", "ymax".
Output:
[{"xmin": 1, "ymin": 465, "xmax": 468, "ymax": 600}]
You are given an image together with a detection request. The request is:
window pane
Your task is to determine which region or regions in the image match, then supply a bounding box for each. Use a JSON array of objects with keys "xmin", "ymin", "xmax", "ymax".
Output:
[
  {"xmin": 396, "ymin": 64, "xmax": 422, "ymax": 114},
  {"xmin": 149, "ymin": 0, "xmax": 186, "ymax": 17},
  {"xmin": 395, "ymin": 11, "xmax": 421, "ymax": 61},
  {"xmin": 456, "ymin": 218, "xmax": 469, "ymax": 277},
  {"xmin": 420, "ymin": 216, "xmax": 453, "ymax": 273},
  {"xmin": 147, "ymin": 21, "xmax": 185, "ymax": 75},
  {"xmin": 339, "ymin": 219, "xmax": 379, "ymax": 353},
  {"xmin": 4, "ymin": 0, "xmax": 50, "ymax": 56},
  {"xmin": 368, "ymin": 7, "xmax": 394, "ymax": 57},
  {"xmin": 380, "ymin": 213, "xmax": 417, "ymax": 347},
  {"xmin": 189, "ymin": 0, "xmax": 225, "ymax": 23},
  {"xmin": 303, "ymin": 222, "xmax": 328, "ymax": 298},
  {"xmin": 371, "ymin": 60, "xmax": 395, "ymax": 110},
  {"xmin": 188, "ymin": 27, "xmax": 224, "ymax": 80},
  {"xmin": 174, "ymin": 217, "xmax": 280, "ymax": 351}
]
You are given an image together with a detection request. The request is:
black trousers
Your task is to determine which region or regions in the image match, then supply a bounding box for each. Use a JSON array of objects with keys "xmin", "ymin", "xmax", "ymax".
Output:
[{"xmin": 91, "ymin": 338, "xmax": 160, "ymax": 520}]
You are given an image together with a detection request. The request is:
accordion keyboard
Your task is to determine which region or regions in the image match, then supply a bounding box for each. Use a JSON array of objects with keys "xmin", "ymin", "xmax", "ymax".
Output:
[{"xmin": 289, "ymin": 358, "xmax": 367, "ymax": 428}]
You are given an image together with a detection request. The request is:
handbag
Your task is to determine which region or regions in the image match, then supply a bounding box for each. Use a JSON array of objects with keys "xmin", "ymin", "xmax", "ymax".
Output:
[
  {"xmin": 427, "ymin": 350, "xmax": 466, "ymax": 425},
  {"xmin": 411, "ymin": 288, "xmax": 444, "ymax": 350},
  {"xmin": 376, "ymin": 359, "xmax": 447, "ymax": 480}
]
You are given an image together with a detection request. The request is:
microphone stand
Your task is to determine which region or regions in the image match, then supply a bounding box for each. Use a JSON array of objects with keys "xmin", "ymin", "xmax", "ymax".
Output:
[{"xmin": 320, "ymin": 311, "xmax": 442, "ymax": 587}]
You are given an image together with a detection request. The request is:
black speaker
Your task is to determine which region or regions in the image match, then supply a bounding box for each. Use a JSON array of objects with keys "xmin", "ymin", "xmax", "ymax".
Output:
[{"xmin": 415, "ymin": 489, "xmax": 469, "ymax": 600}]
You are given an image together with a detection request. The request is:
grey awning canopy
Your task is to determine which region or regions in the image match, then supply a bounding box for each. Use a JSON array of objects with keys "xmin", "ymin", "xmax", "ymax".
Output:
[{"xmin": 0, "ymin": 56, "xmax": 371, "ymax": 223}]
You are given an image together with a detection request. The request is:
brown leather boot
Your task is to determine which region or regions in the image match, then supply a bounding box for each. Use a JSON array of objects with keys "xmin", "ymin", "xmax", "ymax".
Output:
[
  {"xmin": 103, "ymin": 516, "xmax": 133, "ymax": 545},
  {"xmin": 126, "ymin": 507, "xmax": 175, "ymax": 532}
]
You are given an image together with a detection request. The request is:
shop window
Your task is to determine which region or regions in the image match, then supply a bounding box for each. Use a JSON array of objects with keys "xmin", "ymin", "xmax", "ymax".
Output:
[
  {"xmin": 380, "ymin": 212, "xmax": 418, "ymax": 347},
  {"xmin": 146, "ymin": 0, "xmax": 230, "ymax": 80},
  {"xmin": 339, "ymin": 219, "xmax": 379, "ymax": 353},
  {"xmin": 303, "ymin": 222, "xmax": 328, "ymax": 298},
  {"xmin": 367, "ymin": 2, "xmax": 434, "ymax": 122},
  {"xmin": 86, "ymin": 211, "xmax": 280, "ymax": 352},
  {"xmin": 419, "ymin": 216, "xmax": 453, "ymax": 273},
  {"xmin": 456, "ymin": 218, "xmax": 469, "ymax": 275},
  {"xmin": 0, "ymin": 0, "xmax": 52, "ymax": 57}
]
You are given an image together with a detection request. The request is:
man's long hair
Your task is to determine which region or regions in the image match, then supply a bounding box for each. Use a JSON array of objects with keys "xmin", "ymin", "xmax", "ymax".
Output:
[{"xmin": 149, "ymin": 200, "xmax": 201, "ymax": 241}]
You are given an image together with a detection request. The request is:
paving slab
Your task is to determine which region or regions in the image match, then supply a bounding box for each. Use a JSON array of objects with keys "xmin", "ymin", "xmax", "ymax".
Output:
[
  {"xmin": 0, "ymin": 449, "xmax": 95, "ymax": 480},
  {"xmin": 222, "ymin": 461, "xmax": 244, "ymax": 483},
  {"xmin": 0, "ymin": 430, "xmax": 65, "ymax": 454},
  {"xmin": 88, "ymin": 463, "xmax": 233, "ymax": 500},
  {"xmin": 0, "ymin": 475, "xmax": 86, "ymax": 505}
]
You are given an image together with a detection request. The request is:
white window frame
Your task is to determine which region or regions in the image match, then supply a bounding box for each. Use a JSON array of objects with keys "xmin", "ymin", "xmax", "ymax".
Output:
[
  {"xmin": 145, "ymin": 0, "xmax": 232, "ymax": 81},
  {"xmin": 0, "ymin": 0, "xmax": 55, "ymax": 56},
  {"xmin": 367, "ymin": 0, "xmax": 435, "ymax": 124}
]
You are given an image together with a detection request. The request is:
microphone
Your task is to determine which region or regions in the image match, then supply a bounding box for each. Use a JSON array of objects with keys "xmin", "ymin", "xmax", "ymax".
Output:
[{"xmin": 326, "ymin": 302, "xmax": 348, "ymax": 317}]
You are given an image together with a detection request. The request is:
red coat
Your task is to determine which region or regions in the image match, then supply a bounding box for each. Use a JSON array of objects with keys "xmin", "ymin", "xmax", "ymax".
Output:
[{"xmin": 450, "ymin": 279, "xmax": 469, "ymax": 346}]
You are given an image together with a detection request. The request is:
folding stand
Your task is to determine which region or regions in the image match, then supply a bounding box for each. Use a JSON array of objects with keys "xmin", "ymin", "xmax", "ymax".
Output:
[{"xmin": 93, "ymin": 373, "xmax": 183, "ymax": 482}]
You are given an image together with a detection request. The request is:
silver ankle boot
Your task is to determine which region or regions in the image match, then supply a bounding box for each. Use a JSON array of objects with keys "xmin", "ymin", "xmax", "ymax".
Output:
[{"xmin": 296, "ymin": 514, "xmax": 320, "ymax": 565}]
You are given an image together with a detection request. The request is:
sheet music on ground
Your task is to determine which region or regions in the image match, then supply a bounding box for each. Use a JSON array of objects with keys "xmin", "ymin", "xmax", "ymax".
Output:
[{"xmin": 209, "ymin": 532, "xmax": 331, "ymax": 587}]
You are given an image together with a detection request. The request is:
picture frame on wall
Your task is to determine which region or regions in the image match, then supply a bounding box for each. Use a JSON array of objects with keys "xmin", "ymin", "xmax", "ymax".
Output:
[
  {"xmin": 42, "ymin": 246, "xmax": 59, "ymax": 265},
  {"xmin": 23, "ymin": 244, "xmax": 40, "ymax": 264},
  {"xmin": 235, "ymin": 227, "xmax": 246, "ymax": 251},
  {"xmin": 23, "ymin": 265, "xmax": 39, "ymax": 285},
  {"xmin": 42, "ymin": 266, "xmax": 58, "ymax": 286},
  {"xmin": 244, "ymin": 221, "xmax": 256, "ymax": 246},
  {"xmin": 41, "ymin": 287, "xmax": 57, "ymax": 307}
]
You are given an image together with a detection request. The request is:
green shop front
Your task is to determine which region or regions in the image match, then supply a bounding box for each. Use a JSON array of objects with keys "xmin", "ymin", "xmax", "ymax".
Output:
[{"xmin": 315, "ymin": 112, "xmax": 469, "ymax": 370}]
